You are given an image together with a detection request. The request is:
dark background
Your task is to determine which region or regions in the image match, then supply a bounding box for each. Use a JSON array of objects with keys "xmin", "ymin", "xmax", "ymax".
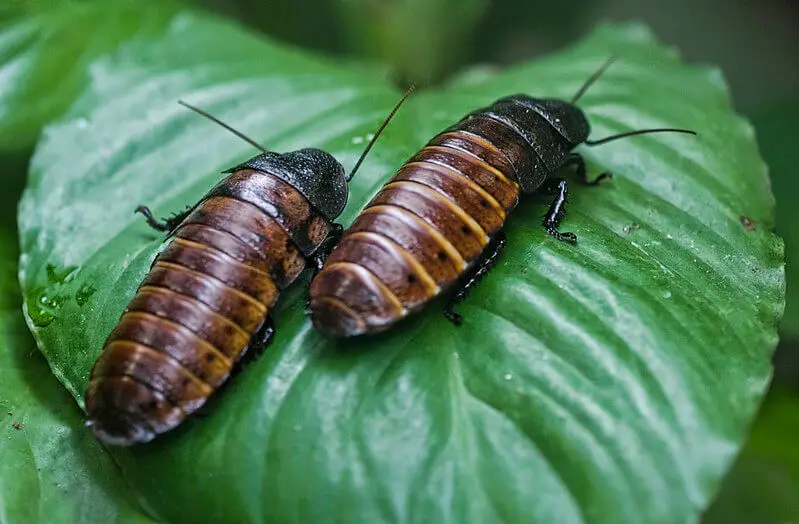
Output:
[{"xmin": 204, "ymin": 0, "xmax": 799, "ymax": 109}]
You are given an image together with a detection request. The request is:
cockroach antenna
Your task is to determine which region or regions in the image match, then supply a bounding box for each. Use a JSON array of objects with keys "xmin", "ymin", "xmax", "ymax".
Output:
[
  {"xmin": 347, "ymin": 84, "xmax": 416, "ymax": 182},
  {"xmin": 571, "ymin": 57, "xmax": 697, "ymax": 143},
  {"xmin": 571, "ymin": 56, "xmax": 617, "ymax": 103},
  {"xmin": 178, "ymin": 100, "xmax": 268, "ymax": 152}
]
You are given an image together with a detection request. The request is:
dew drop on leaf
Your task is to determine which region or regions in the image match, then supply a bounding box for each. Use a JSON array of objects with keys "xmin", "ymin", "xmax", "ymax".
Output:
[
  {"xmin": 75, "ymin": 283, "xmax": 97, "ymax": 306},
  {"xmin": 27, "ymin": 288, "xmax": 65, "ymax": 327},
  {"xmin": 45, "ymin": 263, "xmax": 78, "ymax": 284}
]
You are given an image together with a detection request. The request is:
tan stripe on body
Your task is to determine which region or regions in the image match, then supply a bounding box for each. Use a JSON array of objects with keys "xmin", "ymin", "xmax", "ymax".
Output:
[
  {"xmin": 421, "ymin": 145, "xmax": 517, "ymax": 189},
  {"xmin": 399, "ymin": 161, "xmax": 506, "ymax": 220},
  {"xmin": 360, "ymin": 205, "xmax": 466, "ymax": 270},
  {"xmin": 322, "ymin": 261, "xmax": 406, "ymax": 314},
  {"xmin": 429, "ymin": 131, "xmax": 518, "ymax": 179},
  {"xmin": 383, "ymin": 180, "xmax": 488, "ymax": 246},
  {"xmin": 107, "ymin": 312, "xmax": 232, "ymax": 386},
  {"xmin": 347, "ymin": 231, "xmax": 439, "ymax": 294}
]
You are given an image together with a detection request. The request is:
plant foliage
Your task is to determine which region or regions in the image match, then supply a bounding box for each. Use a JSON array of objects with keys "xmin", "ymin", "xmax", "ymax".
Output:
[{"xmin": 15, "ymin": 9, "xmax": 783, "ymax": 524}]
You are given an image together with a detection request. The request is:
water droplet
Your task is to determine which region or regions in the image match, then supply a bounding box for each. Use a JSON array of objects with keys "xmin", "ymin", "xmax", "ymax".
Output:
[
  {"xmin": 42, "ymin": 294, "xmax": 63, "ymax": 309},
  {"xmin": 365, "ymin": 133, "xmax": 375, "ymax": 141},
  {"xmin": 27, "ymin": 288, "xmax": 59, "ymax": 327},
  {"xmin": 504, "ymin": 372, "xmax": 513, "ymax": 381},
  {"xmin": 75, "ymin": 283, "xmax": 96, "ymax": 306},
  {"xmin": 662, "ymin": 290, "xmax": 672, "ymax": 299},
  {"xmin": 45, "ymin": 263, "xmax": 78, "ymax": 284},
  {"xmin": 351, "ymin": 136, "xmax": 364, "ymax": 145},
  {"xmin": 76, "ymin": 118, "xmax": 89, "ymax": 129}
]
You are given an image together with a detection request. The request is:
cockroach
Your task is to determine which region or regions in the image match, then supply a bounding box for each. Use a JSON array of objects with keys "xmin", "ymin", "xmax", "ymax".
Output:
[
  {"xmin": 309, "ymin": 57, "xmax": 696, "ymax": 337},
  {"xmin": 85, "ymin": 90, "xmax": 412, "ymax": 445}
]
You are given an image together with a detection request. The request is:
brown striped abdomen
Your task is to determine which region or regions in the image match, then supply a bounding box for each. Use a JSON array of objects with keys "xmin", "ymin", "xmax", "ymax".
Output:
[
  {"xmin": 86, "ymin": 169, "xmax": 332, "ymax": 445},
  {"xmin": 310, "ymin": 117, "xmax": 526, "ymax": 337}
]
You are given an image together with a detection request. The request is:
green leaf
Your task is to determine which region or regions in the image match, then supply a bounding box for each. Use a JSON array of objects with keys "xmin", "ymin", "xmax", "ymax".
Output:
[
  {"xmin": 703, "ymin": 388, "xmax": 799, "ymax": 523},
  {"xmin": 18, "ymin": 11, "xmax": 783, "ymax": 524},
  {"xmin": 0, "ymin": 1, "xmax": 176, "ymax": 153},
  {"xmin": 0, "ymin": 155, "xmax": 151, "ymax": 523},
  {"xmin": 750, "ymin": 101, "xmax": 799, "ymax": 339}
]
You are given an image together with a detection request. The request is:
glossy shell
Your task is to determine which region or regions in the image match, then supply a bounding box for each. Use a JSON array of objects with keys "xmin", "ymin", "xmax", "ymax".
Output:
[
  {"xmin": 463, "ymin": 95, "xmax": 589, "ymax": 192},
  {"xmin": 309, "ymin": 95, "xmax": 588, "ymax": 337},
  {"xmin": 227, "ymin": 149, "xmax": 348, "ymax": 222},
  {"xmin": 85, "ymin": 163, "xmax": 334, "ymax": 445}
]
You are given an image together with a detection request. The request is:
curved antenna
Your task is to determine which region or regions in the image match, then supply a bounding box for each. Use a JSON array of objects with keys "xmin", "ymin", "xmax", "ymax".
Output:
[
  {"xmin": 347, "ymin": 84, "xmax": 416, "ymax": 182},
  {"xmin": 585, "ymin": 127, "xmax": 697, "ymax": 146},
  {"xmin": 571, "ymin": 56, "xmax": 617, "ymax": 103},
  {"xmin": 178, "ymin": 100, "xmax": 267, "ymax": 152}
]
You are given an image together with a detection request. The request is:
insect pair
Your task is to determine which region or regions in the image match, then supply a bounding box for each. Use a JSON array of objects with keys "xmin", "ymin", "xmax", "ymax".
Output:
[{"xmin": 85, "ymin": 57, "xmax": 696, "ymax": 445}]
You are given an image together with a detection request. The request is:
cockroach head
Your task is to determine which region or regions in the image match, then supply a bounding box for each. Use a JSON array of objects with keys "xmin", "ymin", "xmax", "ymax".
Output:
[
  {"xmin": 232, "ymin": 149, "xmax": 348, "ymax": 220},
  {"xmin": 501, "ymin": 95, "xmax": 591, "ymax": 146}
]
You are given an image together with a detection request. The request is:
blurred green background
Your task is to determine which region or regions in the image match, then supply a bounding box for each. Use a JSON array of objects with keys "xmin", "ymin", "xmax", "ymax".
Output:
[{"xmin": 2, "ymin": 0, "xmax": 797, "ymax": 521}]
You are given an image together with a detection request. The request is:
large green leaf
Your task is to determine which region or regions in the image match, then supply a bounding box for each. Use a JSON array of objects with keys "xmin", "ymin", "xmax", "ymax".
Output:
[
  {"xmin": 18, "ymin": 11, "xmax": 783, "ymax": 524},
  {"xmin": 0, "ymin": 1, "xmax": 176, "ymax": 153},
  {"xmin": 0, "ymin": 156, "xmax": 150, "ymax": 523}
]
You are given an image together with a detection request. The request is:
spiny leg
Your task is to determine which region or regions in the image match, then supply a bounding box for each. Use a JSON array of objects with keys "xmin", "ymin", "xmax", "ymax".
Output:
[
  {"xmin": 542, "ymin": 177, "xmax": 577, "ymax": 243},
  {"xmin": 237, "ymin": 315, "xmax": 275, "ymax": 369},
  {"xmin": 542, "ymin": 154, "xmax": 609, "ymax": 242},
  {"xmin": 311, "ymin": 223, "xmax": 344, "ymax": 275},
  {"xmin": 444, "ymin": 231, "xmax": 507, "ymax": 326},
  {"xmin": 135, "ymin": 205, "xmax": 192, "ymax": 233},
  {"xmin": 194, "ymin": 317, "xmax": 275, "ymax": 419},
  {"xmin": 565, "ymin": 153, "xmax": 611, "ymax": 186}
]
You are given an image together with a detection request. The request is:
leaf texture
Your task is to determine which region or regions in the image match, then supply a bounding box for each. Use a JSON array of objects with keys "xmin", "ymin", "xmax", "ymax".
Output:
[{"xmin": 17, "ymin": 12, "xmax": 784, "ymax": 524}]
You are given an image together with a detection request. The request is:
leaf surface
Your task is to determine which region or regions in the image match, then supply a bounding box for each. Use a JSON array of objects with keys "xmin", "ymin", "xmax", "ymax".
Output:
[
  {"xmin": 0, "ymin": 157, "xmax": 150, "ymax": 524},
  {"xmin": 0, "ymin": 2, "xmax": 175, "ymax": 152},
  {"xmin": 18, "ymin": 12, "xmax": 784, "ymax": 524}
]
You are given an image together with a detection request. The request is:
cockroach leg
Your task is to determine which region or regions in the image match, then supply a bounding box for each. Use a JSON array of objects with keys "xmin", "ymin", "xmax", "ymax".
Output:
[
  {"xmin": 541, "ymin": 178, "xmax": 577, "ymax": 243},
  {"xmin": 135, "ymin": 205, "xmax": 192, "ymax": 233},
  {"xmin": 239, "ymin": 316, "xmax": 275, "ymax": 368},
  {"xmin": 564, "ymin": 153, "xmax": 611, "ymax": 185},
  {"xmin": 304, "ymin": 224, "xmax": 344, "ymax": 314},
  {"xmin": 443, "ymin": 230, "xmax": 507, "ymax": 326},
  {"xmin": 195, "ymin": 316, "xmax": 276, "ymax": 419},
  {"xmin": 311, "ymin": 223, "xmax": 344, "ymax": 275}
]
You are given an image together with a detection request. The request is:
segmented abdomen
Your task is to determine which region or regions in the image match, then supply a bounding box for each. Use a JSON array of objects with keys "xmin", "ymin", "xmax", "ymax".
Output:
[
  {"xmin": 310, "ymin": 116, "xmax": 524, "ymax": 337},
  {"xmin": 86, "ymin": 169, "xmax": 330, "ymax": 445}
]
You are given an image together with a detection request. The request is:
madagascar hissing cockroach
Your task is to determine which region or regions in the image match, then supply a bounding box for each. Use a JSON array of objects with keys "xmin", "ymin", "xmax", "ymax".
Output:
[
  {"xmin": 84, "ymin": 90, "xmax": 412, "ymax": 445},
  {"xmin": 309, "ymin": 57, "xmax": 697, "ymax": 337}
]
